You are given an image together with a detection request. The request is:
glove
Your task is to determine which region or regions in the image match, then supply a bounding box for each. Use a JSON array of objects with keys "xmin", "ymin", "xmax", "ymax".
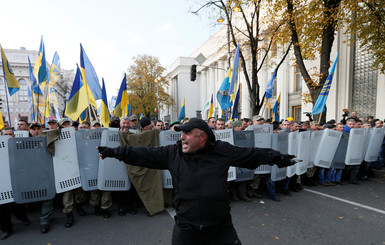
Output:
[
  {"xmin": 97, "ymin": 146, "xmax": 115, "ymax": 159},
  {"xmin": 276, "ymin": 154, "xmax": 296, "ymax": 168}
]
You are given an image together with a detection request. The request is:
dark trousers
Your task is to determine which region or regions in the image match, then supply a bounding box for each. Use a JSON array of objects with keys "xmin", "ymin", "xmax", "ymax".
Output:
[
  {"xmin": 0, "ymin": 203, "xmax": 28, "ymax": 232},
  {"xmin": 172, "ymin": 217, "xmax": 242, "ymax": 245}
]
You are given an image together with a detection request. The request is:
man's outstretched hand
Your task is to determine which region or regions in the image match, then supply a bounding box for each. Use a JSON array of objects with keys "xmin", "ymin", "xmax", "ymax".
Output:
[
  {"xmin": 97, "ymin": 146, "xmax": 114, "ymax": 160},
  {"xmin": 276, "ymin": 154, "xmax": 297, "ymax": 168}
]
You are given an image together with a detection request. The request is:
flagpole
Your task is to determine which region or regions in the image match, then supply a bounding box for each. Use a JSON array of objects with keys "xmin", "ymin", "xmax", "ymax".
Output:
[{"xmin": 3, "ymin": 80, "xmax": 12, "ymax": 128}]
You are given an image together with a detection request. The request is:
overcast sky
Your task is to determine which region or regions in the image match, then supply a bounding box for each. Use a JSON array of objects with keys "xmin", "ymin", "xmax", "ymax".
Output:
[{"xmin": 1, "ymin": 0, "xmax": 219, "ymax": 98}]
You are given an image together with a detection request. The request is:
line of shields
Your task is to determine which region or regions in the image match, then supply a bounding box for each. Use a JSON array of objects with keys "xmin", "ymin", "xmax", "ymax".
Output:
[{"xmin": 1, "ymin": 126, "xmax": 383, "ymax": 205}]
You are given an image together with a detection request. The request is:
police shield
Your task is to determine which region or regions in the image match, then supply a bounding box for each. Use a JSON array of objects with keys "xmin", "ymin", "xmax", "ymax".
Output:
[
  {"xmin": 233, "ymin": 131, "xmax": 255, "ymax": 181},
  {"xmin": 286, "ymin": 131, "xmax": 299, "ymax": 177},
  {"xmin": 0, "ymin": 136, "xmax": 14, "ymax": 204},
  {"xmin": 270, "ymin": 132, "xmax": 289, "ymax": 181},
  {"xmin": 296, "ymin": 131, "xmax": 310, "ymax": 175},
  {"xmin": 13, "ymin": 130, "xmax": 29, "ymax": 138},
  {"xmin": 52, "ymin": 127, "xmax": 82, "ymax": 193},
  {"xmin": 246, "ymin": 125, "xmax": 273, "ymax": 148},
  {"xmin": 76, "ymin": 128, "xmax": 107, "ymax": 191},
  {"xmin": 314, "ymin": 129, "xmax": 342, "ymax": 168},
  {"xmin": 98, "ymin": 129, "xmax": 131, "ymax": 191},
  {"xmin": 330, "ymin": 133, "xmax": 348, "ymax": 169},
  {"xmin": 345, "ymin": 128, "xmax": 369, "ymax": 165},
  {"xmin": 8, "ymin": 137, "xmax": 56, "ymax": 203},
  {"xmin": 214, "ymin": 129, "xmax": 234, "ymax": 144},
  {"xmin": 308, "ymin": 130, "xmax": 324, "ymax": 167},
  {"xmin": 159, "ymin": 131, "xmax": 182, "ymax": 188},
  {"xmin": 364, "ymin": 128, "xmax": 385, "ymax": 162}
]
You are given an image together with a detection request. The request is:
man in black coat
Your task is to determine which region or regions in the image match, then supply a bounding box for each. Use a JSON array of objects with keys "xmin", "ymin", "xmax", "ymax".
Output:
[{"xmin": 98, "ymin": 118, "xmax": 295, "ymax": 245}]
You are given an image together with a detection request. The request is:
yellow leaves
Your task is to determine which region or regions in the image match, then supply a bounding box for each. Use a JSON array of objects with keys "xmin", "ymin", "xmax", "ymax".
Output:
[
  {"xmin": 301, "ymin": 91, "xmax": 313, "ymax": 104},
  {"xmin": 338, "ymin": 216, "xmax": 344, "ymax": 219},
  {"xmin": 274, "ymin": 236, "xmax": 279, "ymax": 240}
]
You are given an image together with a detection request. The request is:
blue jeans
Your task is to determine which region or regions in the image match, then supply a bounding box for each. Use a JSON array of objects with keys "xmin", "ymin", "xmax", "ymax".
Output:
[{"xmin": 266, "ymin": 176, "xmax": 289, "ymax": 198}]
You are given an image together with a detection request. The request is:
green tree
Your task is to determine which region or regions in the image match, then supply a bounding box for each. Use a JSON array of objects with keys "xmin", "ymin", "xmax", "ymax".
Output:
[{"xmin": 126, "ymin": 55, "xmax": 174, "ymax": 119}]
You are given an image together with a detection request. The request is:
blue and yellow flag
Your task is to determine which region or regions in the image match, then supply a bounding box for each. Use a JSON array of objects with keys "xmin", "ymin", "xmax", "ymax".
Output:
[
  {"xmin": 80, "ymin": 44, "xmax": 102, "ymax": 107},
  {"xmin": 100, "ymin": 78, "xmax": 110, "ymax": 127},
  {"xmin": 264, "ymin": 68, "xmax": 277, "ymax": 109},
  {"xmin": 113, "ymin": 75, "xmax": 128, "ymax": 117},
  {"xmin": 129, "ymin": 101, "xmax": 133, "ymax": 116},
  {"xmin": 27, "ymin": 86, "xmax": 36, "ymax": 122},
  {"xmin": 0, "ymin": 110, "xmax": 4, "ymax": 130},
  {"xmin": 311, "ymin": 52, "xmax": 339, "ymax": 115},
  {"xmin": 1, "ymin": 45, "xmax": 20, "ymax": 96},
  {"xmin": 178, "ymin": 98, "xmax": 185, "ymax": 121},
  {"xmin": 272, "ymin": 92, "xmax": 281, "ymax": 122},
  {"xmin": 231, "ymin": 84, "xmax": 240, "ymax": 120},
  {"xmin": 29, "ymin": 56, "xmax": 44, "ymax": 123},
  {"xmin": 207, "ymin": 94, "xmax": 213, "ymax": 120},
  {"xmin": 33, "ymin": 36, "xmax": 48, "ymax": 88},
  {"xmin": 49, "ymin": 51, "xmax": 60, "ymax": 86},
  {"xmin": 229, "ymin": 42, "xmax": 240, "ymax": 102},
  {"xmin": 65, "ymin": 66, "xmax": 89, "ymax": 121},
  {"xmin": 217, "ymin": 68, "xmax": 233, "ymax": 111}
]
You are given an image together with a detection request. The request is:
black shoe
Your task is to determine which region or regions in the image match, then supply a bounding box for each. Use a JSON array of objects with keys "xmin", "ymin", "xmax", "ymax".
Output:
[
  {"xmin": 118, "ymin": 207, "xmax": 126, "ymax": 216},
  {"xmin": 22, "ymin": 217, "xmax": 31, "ymax": 226},
  {"xmin": 349, "ymin": 181, "xmax": 360, "ymax": 185},
  {"xmin": 41, "ymin": 224, "xmax": 49, "ymax": 233},
  {"xmin": 146, "ymin": 211, "xmax": 152, "ymax": 217},
  {"xmin": 269, "ymin": 196, "xmax": 281, "ymax": 202},
  {"xmin": 335, "ymin": 181, "xmax": 344, "ymax": 185},
  {"xmin": 94, "ymin": 207, "xmax": 101, "ymax": 216},
  {"xmin": 1, "ymin": 231, "xmax": 13, "ymax": 240},
  {"xmin": 282, "ymin": 190, "xmax": 291, "ymax": 196},
  {"xmin": 251, "ymin": 190, "xmax": 263, "ymax": 198},
  {"xmin": 127, "ymin": 208, "xmax": 137, "ymax": 215},
  {"xmin": 101, "ymin": 209, "xmax": 111, "ymax": 218},
  {"xmin": 231, "ymin": 195, "xmax": 239, "ymax": 202},
  {"xmin": 76, "ymin": 204, "xmax": 87, "ymax": 216},
  {"xmin": 65, "ymin": 212, "xmax": 74, "ymax": 228},
  {"xmin": 310, "ymin": 179, "xmax": 318, "ymax": 186},
  {"xmin": 239, "ymin": 196, "xmax": 252, "ymax": 202}
]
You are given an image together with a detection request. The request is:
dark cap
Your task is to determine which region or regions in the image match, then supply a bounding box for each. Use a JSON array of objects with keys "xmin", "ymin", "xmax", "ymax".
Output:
[
  {"xmin": 111, "ymin": 115, "xmax": 120, "ymax": 122},
  {"xmin": 139, "ymin": 117, "xmax": 151, "ymax": 128},
  {"xmin": 47, "ymin": 116, "xmax": 58, "ymax": 123},
  {"xmin": 30, "ymin": 121, "xmax": 42, "ymax": 128},
  {"xmin": 59, "ymin": 118, "xmax": 71, "ymax": 126},
  {"xmin": 130, "ymin": 115, "xmax": 138, "ymax": 121},
  {"xmin": 174, "ymin": 118, "xmax": 215, "ymax": 142}
]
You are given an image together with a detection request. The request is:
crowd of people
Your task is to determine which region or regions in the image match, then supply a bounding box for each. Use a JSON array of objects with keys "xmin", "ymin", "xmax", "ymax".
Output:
[{"xmin": 0, "ymin": 111, "xmax": 383, "ymax": 242}]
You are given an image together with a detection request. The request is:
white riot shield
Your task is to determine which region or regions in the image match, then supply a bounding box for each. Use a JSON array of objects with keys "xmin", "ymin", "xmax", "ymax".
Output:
[
  {"xmin": 296, "ymin": 131, "xmax": 310, "ymax": 175},
  {"xmin": 345, "ymin": 128, "xmax": 369, "ymax": 165},
  {"xmin": 214, "ymin": 129, "xmax": 234, "ymax": 144},
  {"xmin": 271, "ymin": 132, "xmax": 289, "ymax": 180},
  {"xmin": 8, "ymin": 137, "xmax": 56, "ymax": 204},
  {"xmin": 53, "ymin": 127, "xmax": 82, "ymax": 193},
  {"xmin": 234, "ymin": 167, "xmax": 254, "ymax": 182},
  {"xmin": 308, "ymin": 131, "xmax": 324, "ymax": 167},
  {"xmin": 159, "ymin": 131, "xmax": 182, "ymax": 188},
  {"xmin": 330, "ymin": 133, "xmax": 348, "ymax": 169},
  {"xmin": 314, "ymin": 129, "xmax": 342, "ymax": 168},
  {"xmin": 246, "ymin": 125, "xmax": 273, "ymax": 148},
  {"xmin": 14, "ymin": 130, "xmax": 29, "ymax": 138},
  {"xmin": 76, "ymin": 128, "xmax": 107, "ymax": 191},
  {"xmin": 286, "ymin": 131, "xmax": 299, "ymax": 177},
  {"xmin": 227, "ymin": 167, "xmax": 236, "ymax": 181},
  {"xmin": 364, "ymin": 128, "xmax": 385, "ymax": 162},
  {"xmin": 98, "ymin": 129, "xmax": 131, "ymax": 191},
  {"xmin": 0, "ymin": 136, "xmax": 14, "ymax": 204}
]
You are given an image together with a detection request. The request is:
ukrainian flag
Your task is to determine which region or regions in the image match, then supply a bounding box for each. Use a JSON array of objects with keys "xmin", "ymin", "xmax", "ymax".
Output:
[
  {"xmin": 113, "ymin": 75, "xmax": 128, "ymax": 117},
  {"xmin": 100, "ymin": 78, "xmax": 110, "ymax": 127},
  {"xmin": 207, "ymin": 94, "xmax": 213, "ymax": 120},
  {"xmin": 311, "ymin": 52, "xmax": 339, "ymax": 115},
  {"xmin": 49, "ymin": 51, "xmax": 60, "ymax": 86},
  {"xmin": 1, "ymin": 45, "xmax": 20, "ymax": 96},
  {"xmin": 28, "ymin": 57, "xmax": 44, "ymax": 123},
  {"xmin": 229, "ymin": 42, "xmax": 240, "ymax": 102},
  {"xmin": 264, "ymin": 68, "xmax": 277, "ymax": 109},
  {"xmin": 65, "ymin": 66, "xmax": 89, "ymax": 121},
  {"xmin": 272, "ymin": 92, "xmax": 281, "ymax": 122},
  {"xmin": 178, "ymin": 98, "xmax": 185, "ymax": 121},
  {"xmin": 80, "ymin": 44, "xmax": 102, "ymax": 108},
  {"xmin": 33, "ymin": 36, "xmax": 48, "ymax": 88},
  {"xmin": 217, "ymin": 68, "xmax": 233, "ymax": 111},
  {"xmin": 231, "ymin": 84, "xmax": 240, "ymax": 120}
]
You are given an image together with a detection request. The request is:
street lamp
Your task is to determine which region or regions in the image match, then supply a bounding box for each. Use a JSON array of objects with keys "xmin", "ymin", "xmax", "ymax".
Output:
[{"xmin": 154, "ymin": 77, "xmax": 161, "ymax": 120}]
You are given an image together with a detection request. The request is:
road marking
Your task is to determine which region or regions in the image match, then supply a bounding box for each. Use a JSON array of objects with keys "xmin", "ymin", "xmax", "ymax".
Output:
[
  {"xmin": 166, "ymin": 207, "xmax": 176, "ymax": 218},
  {"xmin": 304, "ymin": 188, "xmax": 385, "ymax": 215}
]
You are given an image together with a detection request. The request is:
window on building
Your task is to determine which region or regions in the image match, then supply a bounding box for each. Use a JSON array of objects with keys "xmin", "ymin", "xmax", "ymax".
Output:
[
  {"xmin": 292, "ymin": 105, "xmax": 302, "ymax": 122},
  {"xmin": 294, "ymin": 65, "xmax": 303, "ymax": 92},
  {"xmin": 18, "ymin": 79, "xmax": 28, "ymax": 102}
]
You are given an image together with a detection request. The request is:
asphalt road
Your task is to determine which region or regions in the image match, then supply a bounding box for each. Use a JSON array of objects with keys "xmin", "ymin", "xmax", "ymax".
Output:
[{"xmin": 2, "ymin": 171, "xmax": 385, "ymax": 245}]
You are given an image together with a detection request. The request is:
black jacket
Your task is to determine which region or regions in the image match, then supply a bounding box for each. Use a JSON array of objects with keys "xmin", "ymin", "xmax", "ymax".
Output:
[{"xmin": 111, "ymin": 140, "xmax": 285, "ymax": 229}]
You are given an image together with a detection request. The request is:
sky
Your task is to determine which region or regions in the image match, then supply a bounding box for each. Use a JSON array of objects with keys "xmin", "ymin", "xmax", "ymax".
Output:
[{"xmin": 1, "ymin": 0, "xmax": 219, "ymax": 98}]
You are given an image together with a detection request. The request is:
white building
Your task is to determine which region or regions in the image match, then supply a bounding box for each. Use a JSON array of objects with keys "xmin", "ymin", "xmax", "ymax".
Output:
[{"xmin": 164, "ymin": 24, "xmax": 385, "ymax": 123}]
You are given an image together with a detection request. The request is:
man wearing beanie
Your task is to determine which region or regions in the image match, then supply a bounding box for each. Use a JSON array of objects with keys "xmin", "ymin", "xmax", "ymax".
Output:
[
  {"xmin": 139, "ymin": 117, "xmax": 152, "ymax": 131},
  {"xmin": 98, "ymin": 118, "xmax": 296, "ymax": 244}
]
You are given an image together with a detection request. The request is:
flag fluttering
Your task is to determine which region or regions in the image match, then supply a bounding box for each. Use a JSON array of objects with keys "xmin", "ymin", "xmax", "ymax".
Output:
[
  {"xmin": 272, "ymin": 92, "xmax": 281, "ymax": 122},
  {"xmin": 1, "ymin": 45, "xmax": 20, "ymax": 96},
  {"xmin": 311, "ymin": 52, "xmax": 339, "ymax": 115},
  {"xmin": 178, "ymin": 98, "xmax": 185, "ymax": 121},
  {"xmin": 229, "ymin": 42, "xmax": 240, "ymax": 102},
  {"xmin": 33, "ymin": 36, "xmax": 48, "ymax": 88},
  {"xmin": 28, "ymin": 57, "xmax": 44, "ymax": 123},
  {"xmin": 80, "ymin": 44, "xmax": 102, "ymax": 106},
  {"xmin": 231, "ymin": 84, "xmax": 240, "ymax": 120},
  {"xmin": 207, "ymin": 94, "xmax": 214, "ymax": 120},
  {"xmin": 49, "ymin": 51, "xmax": 60, "ymax": 86},
  {"xmin": 65, "ymin": 66, "xmax": 89, "ymax": 121},
  {"xmin": 100, "ymin": 78, "xmax": 110, "ymax": 127},
  {"xmin": 113, "ymin": 75, "xmax": 128, "ymax": 117},
  {"xmin": 217, "ymin": 68, "xmax": 233, "ymax": 111},
  {"xmin": 264, "ymin": 68, "xmax": 277, "ymax": 109}
]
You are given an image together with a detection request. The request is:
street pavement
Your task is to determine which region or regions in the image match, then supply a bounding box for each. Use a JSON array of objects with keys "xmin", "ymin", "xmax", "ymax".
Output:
[{"xmin": 2, "ymin": 170, "xmax": 385, "ymax": 245}]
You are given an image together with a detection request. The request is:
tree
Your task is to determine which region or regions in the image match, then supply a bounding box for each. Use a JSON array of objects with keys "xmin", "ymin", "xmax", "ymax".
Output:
[
  {"xmin": 193, "ymin": 0, "xmax": 291, "ymax": 116},
  {"xmin": 126, "ymin": 55, "xmax": 174, "ymax": 119}
]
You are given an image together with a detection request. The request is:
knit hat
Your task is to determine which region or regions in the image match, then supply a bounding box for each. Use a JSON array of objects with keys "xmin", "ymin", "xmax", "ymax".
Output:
[
  {"xmin": 232, "ymin": 120, "xmax": 242, "ymax": 129},
  {"xmin": 139, "ymin": 117, "xmax": 151, "ymax": 128}
]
